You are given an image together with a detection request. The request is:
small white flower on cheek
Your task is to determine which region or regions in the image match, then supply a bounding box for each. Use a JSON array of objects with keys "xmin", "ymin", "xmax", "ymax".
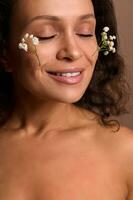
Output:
[
  {"xmin": 113, "ymin": 36, "xmax": 116, "ymax": 40},
  {"xmin": 22, "ymin": 38, "xmax": 25, "ymax": 43},
  {"xmin": 92, "ymin": 26, "xmax": 117, "ymax": 56},
  {"xmin": 99, "ymin": 27, "xmax": 117, "ymax": 55},
  {"xmin": 112, "ymin": 48, "xmax": 116, "ymax": 53},
  {"xmin": 103, "ymin": 26, "xmax": 110, "ymax": 32},
  {"xmin": 32, "ymin": 37, "xmax": 39, "ymax": 45},
  {"xmin": 18, "ymin": 43, "xmax": 28, "ymax": 52},
  {"xmin": 25, "ymin": 33, "xmax": 29, "ymax": 38},
  {"xmin": 18, "ymin": 33, "xmax": 41, "ymax": 66},
  {"xmin": 104, "ymin": 51, "xmax": 109, "ymax": 56}
]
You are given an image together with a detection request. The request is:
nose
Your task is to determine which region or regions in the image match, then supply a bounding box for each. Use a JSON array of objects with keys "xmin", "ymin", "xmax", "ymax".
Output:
[{"xmin": 56, "ymin": 35, "xmax": 83, "ymax": 61}]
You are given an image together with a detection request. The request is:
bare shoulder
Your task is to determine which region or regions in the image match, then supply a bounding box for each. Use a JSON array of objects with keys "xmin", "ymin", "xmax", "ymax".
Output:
[
  {"xmin": 95, "ymin": 125, "xmax": 133, "ymax": 199},
  {"xmin": 115, "ymin": 126, "xmax": 133, "ymax": 199},
  {"xmin": 105, "ymin": 125, "xmax": 133, "ymax": 160},
  {"xmin": 118, "ymin": 126, "xmax": 133, "ymax": 139},
  {"xmin": 116, "ymin": 126, "xmax": 133, "ymax": 146},
  {"xmin": 116, "ymin": 126, "xmax": 133, "ymax": 156}
]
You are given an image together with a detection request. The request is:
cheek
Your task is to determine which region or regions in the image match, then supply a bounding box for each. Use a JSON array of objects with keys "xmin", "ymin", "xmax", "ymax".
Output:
[
  {"xmin": 13, "ymin": 48, "xmax": 40, "ymax": 73},
  {"xmin": 82, "ymin": 39, "xmax": 98, "ymax": 67},
  {"xmin": 37, "ymin": 44, "xmax": 56, "ymax": 66},
  {"xmin": 85, "ymin": 38, "xmax": 98, "ymax": 56},
  {"xmin": 9, "ymin": 34, "xmax": 41, "ymax": 72},
  {"xmin": 11, "ymin": 36, "xmax": 98, "ymax": 77},
  {"xmin": 9, "ymin": 48, "xmax": 39, "ymax": 90},
  {"xmin": 38, "ymin": 38, "xmax": 98, "ymax": 64}
]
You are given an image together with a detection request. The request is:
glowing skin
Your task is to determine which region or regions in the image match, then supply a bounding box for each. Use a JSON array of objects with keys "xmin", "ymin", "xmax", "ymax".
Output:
[
  {"xmin": 1, "ymin": 0, "xmax": 99, "ymax": 135},
  {"xmin": 0, "ymin": 1, "xmax": 133, "ymax": 200},
  {"xmin": 9, "ymin": 0, "xmax": 98, "ymax": 104}
]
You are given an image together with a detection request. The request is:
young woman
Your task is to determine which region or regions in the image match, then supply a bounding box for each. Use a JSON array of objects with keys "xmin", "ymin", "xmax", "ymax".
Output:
[{"xmin": 0, "ymin": 0, "xmax": 133, "ymax": 199}]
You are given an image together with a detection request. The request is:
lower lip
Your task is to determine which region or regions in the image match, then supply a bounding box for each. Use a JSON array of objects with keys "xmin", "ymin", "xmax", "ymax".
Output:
[{"xmin": 47, "ymin": 72, "xmax": 84, "ymax": 85}]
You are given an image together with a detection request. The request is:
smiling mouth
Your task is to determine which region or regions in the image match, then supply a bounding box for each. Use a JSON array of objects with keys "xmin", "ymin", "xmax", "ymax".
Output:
[
  {"xmin": 47, "ymin": 71, "xmax": 81, "ymax": 77},
  {"xmin": 46, "ymin": 70, "xmax": 84, "ymax": 85},
  {"xmin": 46, "ymin": 67, "xmax": 84, "ymax": 76}
]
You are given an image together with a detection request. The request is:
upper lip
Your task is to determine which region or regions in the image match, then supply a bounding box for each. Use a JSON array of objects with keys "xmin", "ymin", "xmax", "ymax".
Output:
[{"xmin": 46, "ymin": 67, "xmax": 85, "ymax": 73}]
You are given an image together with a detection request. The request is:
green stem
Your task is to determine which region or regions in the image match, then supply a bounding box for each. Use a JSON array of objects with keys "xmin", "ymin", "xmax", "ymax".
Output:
[
  {"xmin": 35, "ymin": 45, "xmax": 41, "ymax": 66},
  {"xmin": 92, "ymin": 46, "xmax": 100, "ymax": 56}
]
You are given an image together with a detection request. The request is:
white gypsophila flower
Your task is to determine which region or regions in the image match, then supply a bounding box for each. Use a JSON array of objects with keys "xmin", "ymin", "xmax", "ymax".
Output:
[
  {"xmin": 18, "ymin": 33, "xmax": 41, "ymax": 66},
  {"xmin": 109, "ymin": 41, "xmax": 114, "ymax": 47},
  {"xmin": 112, "ymin": 48, "xmax": 116, "ymax": 53},
  {"xmin": 32, "ymin": 37, "xmax": 39, "ymax": 45},
  {"xmin": 109, "ymin": 36, "xmax": 114, "ymax": 40},
  {"xmin": 29, "ymin": 34, "xmax": 34, "ymax": 39},
  {"xmin": 109, "ymin": 46, "xmax": 114, "ymax": 51},
  {"xmin": 103, "ymin": 26, "xmax": 109, "ymax": 32},
  {"xmin": 101, "ymin": 32, "xmax": 107, "ymax": 36},
  {"xmin": 18, "ymin": 43, "xmax": 28, "ymax": 52},
  {"xmin": 109, "ymin": 35, "xmax": 116, "ymax": 41},
  {"xmin": 18, "ymin": 34, "xmax": 39, "ymax": 52},
  {"xmin": 25, "ymin": 33, "xmax": 29, "ymax": 38},
  {"xmin": 104, "ymin": 51, "xmax": 109, "ymax": 56},
  {"xmin": 22, "ymin": 38, "xmax": 25, "ymax": 43},
  {"xmin": 95, "ymin": 26, "xmax": 116, "ymax": 55},
  {"xmin": 107, "ymin": 40, "xmax": 110, "ymax": 45},
  {"xmin": 92, "ymin": 26, "xmax": 117, "ymax": 56},
  {"xmin": 113, "ymin": 36, "xmax": 116, "ymax": 40}
]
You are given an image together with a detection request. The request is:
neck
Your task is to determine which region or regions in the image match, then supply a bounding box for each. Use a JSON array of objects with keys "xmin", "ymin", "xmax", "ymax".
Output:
[
  {"xmin": 6, "ymin": 96, "xmax": 90, "ymax": 137},
  {"xmin": 4, "ymin": 88, "xmax": 97, "ymax": 137}
]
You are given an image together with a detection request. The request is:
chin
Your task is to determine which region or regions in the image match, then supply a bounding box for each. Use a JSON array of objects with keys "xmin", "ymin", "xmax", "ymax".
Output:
[{"xmin": 55, "ymin": 91, "xmax": 85, "ymax": 104}]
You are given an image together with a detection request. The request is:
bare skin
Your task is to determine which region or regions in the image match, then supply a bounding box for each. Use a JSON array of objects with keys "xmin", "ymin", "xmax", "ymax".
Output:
[
  {"xmin": 0, "ymin": 0, "xmax": 133, "ymax": 199},
  {"xmin": 0, "ymin": 109, "xmax": 133, "ymax": 200}
]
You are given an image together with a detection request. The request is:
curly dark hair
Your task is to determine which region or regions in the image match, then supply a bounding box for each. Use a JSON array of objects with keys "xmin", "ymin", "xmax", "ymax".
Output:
[
  {"xmin": 0, "ymin": 0, "xmax": 128, "ymax": 128},
  {"xmin": 75, "ymin": 0, "xmax": 128, "ymax": 128}
]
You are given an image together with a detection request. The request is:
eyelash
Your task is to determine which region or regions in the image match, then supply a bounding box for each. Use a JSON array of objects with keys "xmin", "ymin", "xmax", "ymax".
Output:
[{"xmin": 38, "ymin": 34, "xmax": 93, "ymax": 41}]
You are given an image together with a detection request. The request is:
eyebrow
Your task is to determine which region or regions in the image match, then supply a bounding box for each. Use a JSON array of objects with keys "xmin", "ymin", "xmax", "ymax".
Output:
[{"xmin": 26, "ymin": 13, "xmax": 95, "ymax": 26}]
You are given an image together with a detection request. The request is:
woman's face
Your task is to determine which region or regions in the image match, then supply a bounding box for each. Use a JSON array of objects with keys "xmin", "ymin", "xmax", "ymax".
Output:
[{"xmin": 8, "ymin": 0, "xmax": 98, "ymax": 103}]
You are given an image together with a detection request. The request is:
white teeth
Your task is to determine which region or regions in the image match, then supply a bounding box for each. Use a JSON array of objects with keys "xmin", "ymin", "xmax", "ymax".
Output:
[{"xmin": 57, "ymin": 72, "xmax": 81, "ymax": 77}]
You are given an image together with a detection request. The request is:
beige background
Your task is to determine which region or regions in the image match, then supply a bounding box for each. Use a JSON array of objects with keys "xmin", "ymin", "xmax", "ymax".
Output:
[{"xmin": 113, "ymin": 0, "xmax": 133, "ymax": 130}]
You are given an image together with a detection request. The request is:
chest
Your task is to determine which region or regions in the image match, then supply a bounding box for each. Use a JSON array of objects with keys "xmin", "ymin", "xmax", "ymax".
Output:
[{"xmin": 0, "ymin": 149, "xmax": 128, "ymax": 200}]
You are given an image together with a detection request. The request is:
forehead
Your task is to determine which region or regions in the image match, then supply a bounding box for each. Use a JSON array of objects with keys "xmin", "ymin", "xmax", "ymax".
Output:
[{"xmin": 14, "ymin": 0, "xmax": 94, "ymax": 22}]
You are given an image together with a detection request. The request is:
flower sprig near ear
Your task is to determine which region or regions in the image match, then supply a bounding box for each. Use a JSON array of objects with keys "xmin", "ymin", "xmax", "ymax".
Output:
[
  {"xmin": 99, "ymin": 27, "xmax": 116, "ymax": 56},
  {"xmin": 18, "ymin": 33, "xmax": 41, "ymax": 66}
]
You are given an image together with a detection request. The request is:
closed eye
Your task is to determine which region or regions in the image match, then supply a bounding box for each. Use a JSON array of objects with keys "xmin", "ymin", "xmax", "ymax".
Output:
[
  {"xmin": 77, "ymin": 34, "xmax": 93, "ymax": 37},
  {"xmin": 37, "ymin": 33, "xmax": 93, "ymax": 41},
  {"xmin": 38, "ymin": 35, "xmax": 56, "ymax": 40}
]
